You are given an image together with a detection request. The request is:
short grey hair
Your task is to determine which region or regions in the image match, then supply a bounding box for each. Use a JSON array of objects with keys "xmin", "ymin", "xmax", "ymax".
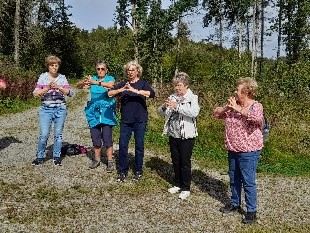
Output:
[
  {"xmin": 95, "ymin": 60, "xmax": 108, "ymax": 69},
  {"xmin": 172, "ymin": 72, "xmax": 191, "ymax": 86}
]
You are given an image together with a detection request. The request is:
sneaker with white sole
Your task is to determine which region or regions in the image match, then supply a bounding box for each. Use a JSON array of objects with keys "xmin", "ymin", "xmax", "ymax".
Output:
[
  {"xmin": 168, "ymin": 186, "xmax": 181, "ymax": 194},
  {"xmin": 117, "ymin": 172, "xmax": 127, "ymax": 182},
  {"xmin": 179, "ymin": 191, "xmax": 190, "ymax": 200},
  {"xmin": 53, "ymin": 157, "xmax": 62, "ymax": 166}
]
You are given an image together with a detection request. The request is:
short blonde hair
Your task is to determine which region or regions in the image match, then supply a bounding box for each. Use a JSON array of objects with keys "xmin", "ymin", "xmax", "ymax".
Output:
[
  {"xmin": 123, "ymin": 60, "xmax": 143, "ymax": 78},
  {"xmin": 45, "ymin": 55, "xmax": 61, "ymax": 68},
  {"xmin": 172, "ymin": 72, "xmax": 191, "ymax": 86},
  {"xmin": 237, "ymin": 77, "xmax": 258, "ymax": 98}
]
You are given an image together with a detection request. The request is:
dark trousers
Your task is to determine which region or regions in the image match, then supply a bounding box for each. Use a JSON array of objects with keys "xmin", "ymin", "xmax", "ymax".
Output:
[
  {"xmin": 169, "ymin": 136, "xmax": 195, "ymax": 191},
  {"xmin": 118, "ymin": 122, "xmax": 146, "ymax": 174}
]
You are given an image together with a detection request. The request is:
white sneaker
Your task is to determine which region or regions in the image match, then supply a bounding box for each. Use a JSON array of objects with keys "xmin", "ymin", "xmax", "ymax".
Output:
[
  {"xmin": 168, "ymin": 186, "xmax": 181, "ymax": 194},
  {"xmin": 179, "ymin": 191, "xmax": 190, "ymax": 200}
]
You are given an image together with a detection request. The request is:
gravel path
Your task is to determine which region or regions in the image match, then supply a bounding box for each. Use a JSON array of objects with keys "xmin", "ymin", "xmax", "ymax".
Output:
[{"xmin": 0, "ymin": 89, "xmax": 309, "ymax": 233}]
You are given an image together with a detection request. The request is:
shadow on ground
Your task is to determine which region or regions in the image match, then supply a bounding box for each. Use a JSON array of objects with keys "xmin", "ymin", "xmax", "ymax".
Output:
[
  {"xmin": 0, "ymin": 136, "xmax": 22, "ymax": 151},
  {"xmin": 192, "ymin": 169, "xmax": 230, "ymax": 204},
  {"xmin": 145, "ymin": 156, "xmax": 174, "ymax": 184},
  {"xmin": 146, "ymin": 156, "xmax": 230, "ymax": 204}
]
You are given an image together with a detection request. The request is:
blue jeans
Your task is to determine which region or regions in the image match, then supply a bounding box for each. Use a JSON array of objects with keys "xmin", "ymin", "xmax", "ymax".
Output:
[
  {"xmin": 228, "ymin": 150, "xmax": 261, "ymax": 212},
  {"xmin": 37, "ymin": 105, "xmax": 67, "ymax": 159},
  {"xmin": 118, "ymin": 122, "xmax": 146, "ymax": 174}
]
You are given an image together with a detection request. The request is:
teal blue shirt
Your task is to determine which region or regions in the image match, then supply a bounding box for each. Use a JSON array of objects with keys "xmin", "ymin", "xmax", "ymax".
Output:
[{"xmin": 85, "ymin": 75, "xmax": 117, "ymax": 128}]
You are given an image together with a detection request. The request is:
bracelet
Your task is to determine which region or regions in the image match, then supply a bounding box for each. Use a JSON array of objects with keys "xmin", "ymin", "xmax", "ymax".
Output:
[{"xmin": 98, "ymin": 81, "xmax": 101, "ymax": 86}]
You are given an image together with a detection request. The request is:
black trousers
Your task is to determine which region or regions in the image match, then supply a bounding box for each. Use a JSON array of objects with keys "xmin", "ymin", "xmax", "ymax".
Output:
[{"xmin": 169, "ymin": 136, "xmax": 195, "ymax": 191}]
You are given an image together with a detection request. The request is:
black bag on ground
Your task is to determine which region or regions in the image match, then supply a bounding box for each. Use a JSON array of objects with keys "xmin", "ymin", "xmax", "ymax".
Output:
[{"xmin": 61, "ymin": 144, "xmax": 83, "ymax": 156}]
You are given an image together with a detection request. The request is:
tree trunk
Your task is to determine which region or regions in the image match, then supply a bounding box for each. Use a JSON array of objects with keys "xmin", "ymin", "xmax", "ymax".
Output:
[
  {"xmin": 251, "ymin": 0, "xmax": 259, "ymax": 78},
  {"xmin": 218, "ymin": 17, "xmax": 223, "ymax": 47},
  {"xmin": 259, "ymin": 0, "xmax": 265, "ymax": 73},
  {"xmin": 175, "ymin": 15, "xmax": 182, "ymax": 74},
  {"xmin": 238, "ymin": 19, "xmax": 243, "ymax": 57},
  {"xmin": 14, "ymin": 0, "xmax": 21, "ymax": 68},
  {"xmin": 131, "ymin": 0, "xmax": 139, "ymax": 61},
  {"xmin": 246, "ymin": 15, "xmax": 250, "ymax": 51},
  {"xmin": 275, "ymin": 0, "xmax": 283, "ymax": 71}
]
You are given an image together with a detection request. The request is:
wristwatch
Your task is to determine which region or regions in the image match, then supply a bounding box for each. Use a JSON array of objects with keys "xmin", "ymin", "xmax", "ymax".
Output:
[{"xmin": 98, "ymin": 81, "xmax": 101, "ymax": 86}]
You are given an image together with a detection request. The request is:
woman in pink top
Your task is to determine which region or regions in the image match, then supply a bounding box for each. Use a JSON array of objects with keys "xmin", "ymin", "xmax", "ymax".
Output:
[
  {"xmin": 0, "ymin": 79, "xmax": 6, "ymax": 90},
  {"xmin": 213, "ymin": 77, "xmax": 264, "ymax": 225}
]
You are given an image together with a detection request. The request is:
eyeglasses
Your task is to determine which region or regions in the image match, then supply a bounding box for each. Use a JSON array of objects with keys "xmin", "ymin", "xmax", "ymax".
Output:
[{"xmin": 96, "ymin": 67, "xmax": 106, "ymax": 71}]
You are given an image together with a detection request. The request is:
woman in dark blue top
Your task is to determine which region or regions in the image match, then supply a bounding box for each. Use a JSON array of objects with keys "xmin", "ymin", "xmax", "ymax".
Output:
[{"xmin": 108, "ymin": 60, "xmax": 155, "ymax": 182}]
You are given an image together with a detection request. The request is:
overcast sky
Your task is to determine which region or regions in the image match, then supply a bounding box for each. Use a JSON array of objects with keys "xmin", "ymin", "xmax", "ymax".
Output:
[{"xmin": 65, "ymin": 0, "xmax": 279, "ymax": 58}]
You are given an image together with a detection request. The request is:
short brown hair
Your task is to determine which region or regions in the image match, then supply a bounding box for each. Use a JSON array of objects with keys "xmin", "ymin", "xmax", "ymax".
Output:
[{"xmin": 45, "ymin": 55, "xmax": 61, "ymax": 68}]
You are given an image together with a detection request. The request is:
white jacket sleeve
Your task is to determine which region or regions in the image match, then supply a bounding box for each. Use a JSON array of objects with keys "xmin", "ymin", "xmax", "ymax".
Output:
[{"xmin": 177, "ymin": 94, "xmax": 200, "ymax": 118}]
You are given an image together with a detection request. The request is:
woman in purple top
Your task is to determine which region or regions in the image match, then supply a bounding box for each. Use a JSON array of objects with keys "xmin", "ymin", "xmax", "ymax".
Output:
[
  {"xmin": 32, "ymin": 55, "xmax": 72, "ymax": 166},
  {"xmin": 108, "ymin": 60, "xmax": 155, "ymax": 182}
]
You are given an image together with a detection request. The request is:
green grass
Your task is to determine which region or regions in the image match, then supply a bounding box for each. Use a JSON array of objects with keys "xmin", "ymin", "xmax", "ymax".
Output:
[
  {"xmin": 144, "ymin": 101, "xmax": 310, "ymax": 177},
  {"xmin": 0, "ymin": 98, "xmax": 40, "ymax": 115}
]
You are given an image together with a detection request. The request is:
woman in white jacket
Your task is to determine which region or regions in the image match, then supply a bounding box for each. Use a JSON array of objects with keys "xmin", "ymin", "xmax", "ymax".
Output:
[{"xmin": 158, "ymin": 72, "xmax": 200, "ymax": 200}]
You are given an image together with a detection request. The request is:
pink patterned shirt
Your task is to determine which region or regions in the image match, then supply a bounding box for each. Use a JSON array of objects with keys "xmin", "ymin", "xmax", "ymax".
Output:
[{"xmin": 220, "ymin": 102, "xmax": 264, "ymax": 152}]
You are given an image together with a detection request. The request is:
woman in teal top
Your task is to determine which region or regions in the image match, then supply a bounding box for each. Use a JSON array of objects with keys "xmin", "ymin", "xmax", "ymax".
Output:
[{"xmin": 78, "ymin": 60, "xmax": 117, "ymax": 171}]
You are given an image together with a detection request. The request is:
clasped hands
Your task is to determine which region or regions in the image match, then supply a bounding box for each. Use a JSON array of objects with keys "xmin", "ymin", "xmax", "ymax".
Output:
[
  {"xmin": 48, "ymin": 81, "xmax": 62, "ymax": 90},
  {"xmin": 163, "ymin": 97, "xmax": 178, "ymax": 110},
  {"xmin": 117, "ymin": 82, "xmax": 140, "ymax": 94}
]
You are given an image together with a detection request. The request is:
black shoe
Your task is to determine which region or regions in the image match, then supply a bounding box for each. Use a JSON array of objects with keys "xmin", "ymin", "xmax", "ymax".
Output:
[
  {"xmin": 220, "ymin": 203, "xmax": 242, "ymax": 213},
  {"xmin": 117, "ymin": 172, "xmax": 127, "ymax": 182},
  {"xmin": 53, "ymin": 158, "xmax": 62, "ymax": 166},
  {"xmin": 242, "ymin": 212, "xmax": 257, "ymax": 224},
  {"xmin": 32, "ymin": 158, "xmax": 43, "ymax": 166},
  {"xmin": 133, "ymin": 171, "xmax": 142, "ymax": 181}
]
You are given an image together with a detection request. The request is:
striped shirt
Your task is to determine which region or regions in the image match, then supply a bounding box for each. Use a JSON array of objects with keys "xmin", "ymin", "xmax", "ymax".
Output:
[{"xmin": 33, "ymin": 72, "xmax": 72, "ymax": 107}]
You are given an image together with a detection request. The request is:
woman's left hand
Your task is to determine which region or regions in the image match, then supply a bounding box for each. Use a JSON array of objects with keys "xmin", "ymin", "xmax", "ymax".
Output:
[
  {"xmin": 125, "ymin": 82, "xmax": 140, "ymax": 94},
  {"xmin": 227, "ymin": 97, "xmax": 241, "ymax": 112},
  {"xmin": 165, "ymin": 98, "xmax": 178, "ymax": 109}
]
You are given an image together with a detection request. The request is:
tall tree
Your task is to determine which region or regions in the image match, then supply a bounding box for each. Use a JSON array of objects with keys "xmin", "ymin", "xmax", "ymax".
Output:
[
  {"xmin": 115, "ymin": 0, "xmax": 198, "ymax": 80},
  {"xmin": 14, "ymin": 0, "xmax": 21, "ymax": 67},
  {"xmin": 251, "ymin": 0, "xmax": 259, "ymax": 77},
  {"xmin": 282, "ymin": 0, "xmax": 310, "ymax": 63},
  {"xmin": 276, "ymin": 0, "xmax": 284, "ymax": 70},
  {"xmin": 202, "ymin": 0, "xmax": 225, "ymax": 47}
]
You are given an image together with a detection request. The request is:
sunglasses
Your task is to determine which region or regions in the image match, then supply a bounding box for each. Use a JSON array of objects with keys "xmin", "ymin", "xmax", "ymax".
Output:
[{"xmin": 96, "ymin": 67, "xmax": 106, "ymax": 71}]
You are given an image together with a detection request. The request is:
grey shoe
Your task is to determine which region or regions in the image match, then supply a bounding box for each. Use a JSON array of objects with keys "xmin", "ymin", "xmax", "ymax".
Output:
[
  {"xmin": 106, "ymin": 160, "xmax": 115, "ymax": 173},
  {"xmin": 89, "ymin": 159, "xmax": 100, "ymax": 169}
]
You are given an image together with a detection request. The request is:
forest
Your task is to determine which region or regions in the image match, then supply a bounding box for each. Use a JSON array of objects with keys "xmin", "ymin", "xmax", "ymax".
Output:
[{"xmin": 0, "ymin": 0, "xmax": 309, "ymax": 175}]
